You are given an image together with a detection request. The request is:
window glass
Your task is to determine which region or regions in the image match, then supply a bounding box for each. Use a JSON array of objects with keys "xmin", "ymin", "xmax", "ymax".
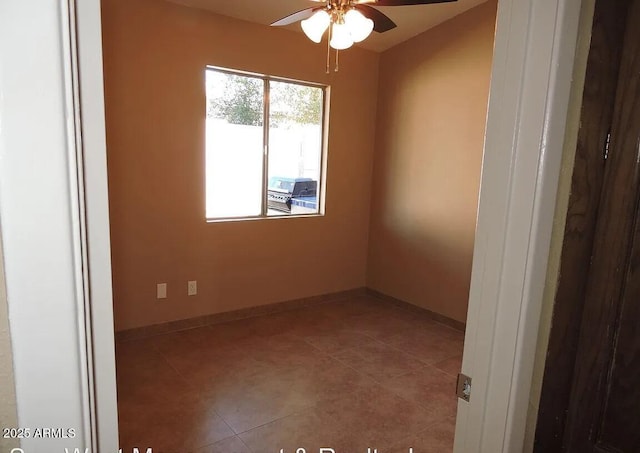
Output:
[
  {"xmin": 205, "ymin": 68, "xmax": 326, "ymax": 220},
  {"xmin": 206, "ymin": 70, "xmax": 264, "ymax": 218},
  {"xmin": 267, "ymin": 81, "xmax": 323, "ymax": 216}
]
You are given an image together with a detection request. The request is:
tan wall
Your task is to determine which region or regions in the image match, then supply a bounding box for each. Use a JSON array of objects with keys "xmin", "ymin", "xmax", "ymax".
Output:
[
  {"xmin": 367, "ymin": 1, "xmax": 497, "ymax": 323},
  {"xmin": 102, "ymin": 0, "xmax": 380, "ymax": 331},
  {"xmin": 0, "ymin": 236, "xmax": 19, "ymax": 450}
]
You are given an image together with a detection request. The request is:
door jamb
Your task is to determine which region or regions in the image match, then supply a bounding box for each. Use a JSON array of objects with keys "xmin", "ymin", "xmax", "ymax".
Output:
[
  {"xmin": 68, "ymin": 0, "xmax": 589, "ymax": 450},
  {"xmin": 533, "ymin": 0, "xmax": 628, "ymax": 449},
  {"xmin": 75, "ymin": 1, "xmax": 120, "ymax": 451},
  {"xmin": 455, "ymin": 0, "xmax": 589, "ymax": 451}
]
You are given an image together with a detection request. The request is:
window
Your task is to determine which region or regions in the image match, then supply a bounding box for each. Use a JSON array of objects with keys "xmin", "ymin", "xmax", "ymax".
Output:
[{"xmin": 205, "ymin": 67, "xmax": 327, "ymax": 220}]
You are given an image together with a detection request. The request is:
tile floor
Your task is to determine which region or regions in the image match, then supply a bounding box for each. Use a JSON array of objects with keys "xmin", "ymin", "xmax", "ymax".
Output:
[{"xmin": 116, "ymin": 295, "xmax": 464, "ymax": 453}]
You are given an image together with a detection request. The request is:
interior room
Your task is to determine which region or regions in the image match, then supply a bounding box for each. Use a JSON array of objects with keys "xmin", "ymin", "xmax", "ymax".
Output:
[{"xmin": 103, "ymin": 0, "xmax": 498, "ymax": 450}]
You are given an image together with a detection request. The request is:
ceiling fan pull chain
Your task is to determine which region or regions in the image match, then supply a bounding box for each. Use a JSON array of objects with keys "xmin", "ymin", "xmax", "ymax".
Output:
[
  {"xmin": 335, "ymin": 48, "xmax": 339, "ymax": 72},
  {"xmin": 326, "ymin": 23, "xmax": 331, "ymax": 74}
]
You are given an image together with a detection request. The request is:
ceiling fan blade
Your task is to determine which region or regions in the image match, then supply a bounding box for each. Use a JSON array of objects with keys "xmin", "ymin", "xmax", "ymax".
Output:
[
  {"xmin": 271, "ymin": 7, "xmax": 317, "ymax": 27},
  {"xmin": 368, "ymin": 0, "xmax": 457, "ymax": 5},
  {"xmin": 354, "ymin": 5, "xmax": 397, "ymax": 33}
]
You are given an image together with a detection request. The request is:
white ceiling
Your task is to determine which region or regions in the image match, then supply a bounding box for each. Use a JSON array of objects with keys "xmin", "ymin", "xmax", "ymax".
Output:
[{"xmin": 165, "ymin": 0, "xmax": 489, "ymax": 52}]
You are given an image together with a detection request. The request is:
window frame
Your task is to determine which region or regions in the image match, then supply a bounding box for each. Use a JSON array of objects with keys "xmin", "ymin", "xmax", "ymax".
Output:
[{"xmin": 205, "ymin": 65, "xmax": 329, "ymax": 222}]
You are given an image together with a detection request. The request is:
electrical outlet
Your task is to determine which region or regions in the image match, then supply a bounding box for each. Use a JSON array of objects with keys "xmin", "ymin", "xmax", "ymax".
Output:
[
  {"xmin": 187, "ymin": 280, "xmax": 197, "ymax": 296},
  {"xmin": 157, "ymin": 283, "xmax": 167, "ymax": 299}
]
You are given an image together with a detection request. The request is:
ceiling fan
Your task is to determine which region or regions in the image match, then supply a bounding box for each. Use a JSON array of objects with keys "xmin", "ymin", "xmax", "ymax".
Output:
[{"xmin": 271, "ymin": 0, "xmax": 458, "ymax": 55}]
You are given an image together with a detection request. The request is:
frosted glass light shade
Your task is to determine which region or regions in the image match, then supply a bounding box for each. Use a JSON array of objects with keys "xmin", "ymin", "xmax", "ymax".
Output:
[
  {"xmin": 344, "ymin": 9, "xmax": 374, "ymax": 43},
  {"xmin": 330, "ymin": 22, "xmax": 354, "ymax": 50},
  {"xmin": 301, "ymin": 10, "xmax": 330, "ymax": 43}
]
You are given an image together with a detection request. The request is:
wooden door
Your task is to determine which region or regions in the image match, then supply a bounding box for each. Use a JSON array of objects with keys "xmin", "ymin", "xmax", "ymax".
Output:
[{"xmin": 560, "ymin": 0, "xmax": 640, "ymax": 450}]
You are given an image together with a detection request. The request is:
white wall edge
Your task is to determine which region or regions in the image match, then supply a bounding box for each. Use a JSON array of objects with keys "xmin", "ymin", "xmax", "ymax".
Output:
[
  {"xmin": 0, "ymin": 0, "xmax": 93, "ymax": 450},
  {"xmin": 0, "ymin": 0, "xmax": 118, "ymax": 451},
  {"xmin": 455, "ymin": 0, "xmax": 584, "ymax": 451}
]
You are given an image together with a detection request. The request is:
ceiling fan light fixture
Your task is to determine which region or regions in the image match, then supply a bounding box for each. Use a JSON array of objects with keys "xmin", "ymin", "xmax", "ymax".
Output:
[
  {"xmin": 301, "ymin": 10, "xmax": 331, "ymax": 43},
  {"xmin": 344, "ymin": 9, "xmax": 374, "ymax": 43},
  {"xmin": 330, "ymin": 22, "xmax": 354, "ymax": 50},
  {"xmin": 272, "ymin": 0, "xmax": 455, "ymax": 72}
]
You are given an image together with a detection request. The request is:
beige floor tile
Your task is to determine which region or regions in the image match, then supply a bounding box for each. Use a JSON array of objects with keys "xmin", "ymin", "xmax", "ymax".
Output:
[
  {"xmin": 344, "ymin": 311, "xmax": 418, "ymax": 340},
  {"xmin": 331, "ymin": 341, "xmax": 426, "ymax": 380},
  {"xmin": 433, "ymin": 355, "xmax": 462, "ymax": 377},
  {"xmin": 300, "ymin": 327, "xmax": 376, "ymax": 354},
  {"xmin": 118, "ymin": 399, "xmax": 235, "ymax": 452},
  {"xmin": 116, "ymin": 295, "xmax": 462, "ymax": 452},
  {"xmin": 195, "ymin": 436, "xmax": 253, "ymax": 453},
  {"xmin": 377, "ymin": 365, "xmax": 458, "ymax": 420},
  {"xmin": 240, "ymin": 383, "xmax": 435, "ymax": 452},
  {"xmin": 387, "ymin": 418, "xmax": 456, "ymax": 453},
  {"xmin": 384, "ymin": 330, "xmax": 463, "ymax": 365}
]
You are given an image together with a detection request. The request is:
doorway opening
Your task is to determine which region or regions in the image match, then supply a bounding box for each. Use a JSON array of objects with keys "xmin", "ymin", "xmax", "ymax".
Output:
[
  {"xmin": 103, "ymin": 0, "xmax": 498, "ymax": 450},
  {"xmin": 0, "ymin": 0, "xmax": 592, "ymax": 450}
]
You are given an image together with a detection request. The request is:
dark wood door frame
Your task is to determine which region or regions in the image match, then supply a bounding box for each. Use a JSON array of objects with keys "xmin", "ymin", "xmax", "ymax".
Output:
[
  {"xmin": 563, "ymin": 0, "xmax": 640, "ymax": 447},
  {"xmin": 533, "ymin": 0, "xmax": 631, "ymax": 450}
]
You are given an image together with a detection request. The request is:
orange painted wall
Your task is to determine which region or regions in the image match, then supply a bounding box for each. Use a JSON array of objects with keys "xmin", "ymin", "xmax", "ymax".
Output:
[
  {"xmin": 367, "ymin": 1, "xmax": 497, "ymax": 323},
  {"xmin": 102, "ymin": 0, "xmax": 380, "ymax": 331}
]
